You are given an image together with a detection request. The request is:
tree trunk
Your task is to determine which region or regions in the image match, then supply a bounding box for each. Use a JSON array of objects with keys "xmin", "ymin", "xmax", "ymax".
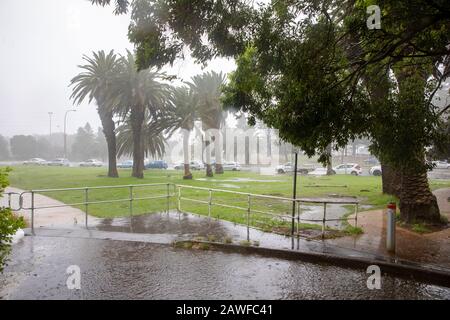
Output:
[
  {"xmin": 394, "ymin": 65, "xmax": 441, "ymax": 224},
  {"xmin": 204, "ymin": 130, "xmax": 213, "ymax": 177},
  {"xmin": 99, "ymin": 111, "xmax": 118, "ymax": 178},
  {"xmin": 130, "ymin": 108, "xmax": 145, "ymax": 179},
  {"xmin": 214, "ymin": 130, "xmax": 224, "ymax": 174},
  {"xmin": 182, "ymin": 129, "xmax": 192, "ymax": 179},
  {"xmin": 381, "ymin": 163, "xmax": 400, "ymax": 196},
  {"xmin": 399, "ymin": 168, "xmax": 441, "ymax": 224},
  {"xmin": 325, "ymin": 144, "xmax": 334, "ymax": 175}
]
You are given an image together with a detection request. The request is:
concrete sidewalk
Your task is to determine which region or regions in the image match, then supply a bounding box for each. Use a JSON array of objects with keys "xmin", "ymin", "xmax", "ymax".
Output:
[
  {"xmin": 326, "ymin": 188, "xmax": 450, "ymax": 270},
  {"xmin": 1, "ymin": 187, "xmax": 102, "ymax": 228}
]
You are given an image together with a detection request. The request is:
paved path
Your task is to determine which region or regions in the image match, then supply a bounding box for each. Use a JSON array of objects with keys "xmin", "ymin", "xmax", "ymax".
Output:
[
  {"xmin": 1, "ymin": 187, "xmax": 101, "ymax": 228},
  {"xmin": 327, "ymin": 188, "xmax": 450, "ymax": 269}
]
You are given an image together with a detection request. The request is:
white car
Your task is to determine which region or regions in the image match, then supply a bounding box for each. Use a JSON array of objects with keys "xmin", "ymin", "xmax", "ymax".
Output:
[
  {"xmin": 432, "ymin": 161, "xmax": 450, "ymax": 169},
  {"xmin": 23, "ymin": 158, "xmax": 47, "ymax": 165},
  {"xmin": 80, "ymin": 159, "xmax": 103, "ymax": 167},
  {"xmin": 276, "ymin": 163, "xmax": 293, "ymax": 174},
  {"xmin": 369, "ymin": 165, "xmax": 382, "ymax": 176},
  {"xmin": 174, "ymin": 161, "xmax": 205, "ymax": 170},
  {"xmin": 222, "ymin": 161, "xmax": 241, "ymax": 171},
  {"xmin": 333, "ymin": 163, "xmax": 362, "ymax": 176},
  {"xmin": 307, "ymin": 167, "xmax": 328, "ymax": 176},
  {"xmin": 48, "ymin": 158, "xmax": 70, "ymax": 167}
]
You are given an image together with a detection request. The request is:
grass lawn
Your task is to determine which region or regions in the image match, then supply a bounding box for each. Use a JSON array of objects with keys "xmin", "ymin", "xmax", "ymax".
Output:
[{"xmin": 4, "ymin": 166, "xmax": 450, "ymax": 235}]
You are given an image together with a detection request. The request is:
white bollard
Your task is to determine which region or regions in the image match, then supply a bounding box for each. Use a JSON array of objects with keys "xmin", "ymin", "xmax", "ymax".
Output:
[{"xmin": 386, "ymin": 202, "xmax": 396, "ymax": 253}]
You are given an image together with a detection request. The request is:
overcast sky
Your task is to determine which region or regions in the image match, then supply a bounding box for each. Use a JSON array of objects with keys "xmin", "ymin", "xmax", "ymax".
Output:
[{"xmin": 0, "ymin": 0, "xmax": 236, "ymax": 137}]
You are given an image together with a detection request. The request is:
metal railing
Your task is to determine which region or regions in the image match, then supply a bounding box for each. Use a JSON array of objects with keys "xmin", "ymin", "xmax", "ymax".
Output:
[
  {"xmin": 4, "ymin": 183, "xmax": 173, "ymax": 235},
  {"xmin": 3, "ymin": 183, "xmax": 358, "ymax": 238},
  {"xmin": 175, "ymin": 184, "xmax": 359, "ymax": 239}
]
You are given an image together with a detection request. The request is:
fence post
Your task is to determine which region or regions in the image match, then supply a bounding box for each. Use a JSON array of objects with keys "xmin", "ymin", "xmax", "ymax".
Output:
[
  {"xmin": 297, "ymin": 201, "xmax": 301, "ymax": 237},
  {"xmin": 386, "ymin": 202, "xmax": 396, "ymax": 253},
  {"xmin": 247, "ymin": 194, "xmax": 251, "ymax": 241},
  {"xmin": 354, "ymin": 203, "xmax": 358, "ymax": 228},
  {"xmin": 31, "ymin": 191, "xmax": 35, "ymax": 235},
  {"xmin": 322, "ymin": 202, "xmax": 327, "ymax": 239},
  {"xmin": 85, "ymin": 188, "xmax": 88, "ymax": 228},
  {"xmin": 129, "ymin": 185, "xmax": 133, "ymax": 217},
  {"xmin": 7, "ymin": 193, "xmax": 11, "ymax": 208}
]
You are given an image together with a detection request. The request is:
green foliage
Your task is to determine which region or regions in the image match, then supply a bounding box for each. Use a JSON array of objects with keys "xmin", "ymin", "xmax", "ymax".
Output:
[
  {"xmin": 0, "ymin": 168, "xmax": 25, "ymax": 273},
  {"xmin": 411, "ymin": 223, "xmax": 431, "ymax": 234},
  {"xmin": 116, "ymin": 112, "xmax": 167, "ymax": 158}
]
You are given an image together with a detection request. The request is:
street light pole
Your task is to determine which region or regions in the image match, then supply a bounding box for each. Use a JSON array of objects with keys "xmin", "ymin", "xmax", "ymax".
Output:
[
  {"xmin": 64, "ymin": 109, "xmax": 76, "ymax": 159},
  {"xmin": 48, "ymin": 112, "xmax": 53, "ymax": 139}
]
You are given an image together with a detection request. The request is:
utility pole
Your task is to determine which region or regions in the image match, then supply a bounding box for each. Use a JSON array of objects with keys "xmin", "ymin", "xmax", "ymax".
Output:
[
  {"xmin": 64, "ymin": 109, "xmax": 76, "ymax": 159},
  {"xmin": 48, "ymin": 112, "xmax": 53, "ymax": 140}
]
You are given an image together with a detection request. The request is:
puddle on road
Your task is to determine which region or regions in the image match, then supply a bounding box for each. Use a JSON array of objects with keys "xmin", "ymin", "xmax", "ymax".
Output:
[{"xmin": 2, "ymin": 236, "xmax": 450, "ymax": 299}]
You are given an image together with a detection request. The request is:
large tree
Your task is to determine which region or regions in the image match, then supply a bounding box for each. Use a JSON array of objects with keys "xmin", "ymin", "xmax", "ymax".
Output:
[
  {"xmin": 70, "ymin": 50, "xmax": 120, "ymax": 177},
  {"xmin": 92, "ymin": 0, "xmax": 450, "ymax": 223},
  {"xmin": 189, "ymin": 71, "xmax": 226, "ymax": 176},
  {"xmin": 116, "ymin": 110, "xmax": 166, "ymax": 160},
  {"xmin": 113, "ymin": 51, "xmax": 170, "ymax": 178},
  {"xmin": 10, "ymin": 135, "xmax": 38, "ymax": 160},
  {"xmin": 71, "ymin": 123, "xmax": 98, "ymax": 161},
  {"xmin": 166, "ymin": 86, "xmax": 198, "ymax": 179}
]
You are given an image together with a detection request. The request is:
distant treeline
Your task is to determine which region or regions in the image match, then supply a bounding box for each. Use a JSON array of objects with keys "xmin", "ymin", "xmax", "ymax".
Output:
[{"xmin": 0, "ymin": 122, "xmax": 107, "ymax": 161}]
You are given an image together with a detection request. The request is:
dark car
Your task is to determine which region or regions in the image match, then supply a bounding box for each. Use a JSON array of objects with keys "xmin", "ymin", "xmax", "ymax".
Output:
[{"xmin": 145, "ymin": 160, "xmax": 168, "ymax": 169}]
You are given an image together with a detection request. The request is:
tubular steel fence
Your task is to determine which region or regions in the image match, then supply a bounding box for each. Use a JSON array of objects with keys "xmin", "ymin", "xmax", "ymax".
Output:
[{"xmin": 3, "ymin": 183, "xmax": 358, "ymax": 238}]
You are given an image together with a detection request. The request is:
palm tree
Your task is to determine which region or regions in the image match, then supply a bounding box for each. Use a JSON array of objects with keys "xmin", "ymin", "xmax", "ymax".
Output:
[
  {"xmin": 166, "ymin": 86, "xmax": 198, "ymax": 179},
  {"xmin": 70, "ymin": 50, "xmax": 120, "ymax": 178},
  {"xmin": 189, "ymin": 71, "xmax": 226, "ymax": 176},
  {"xmin": 113, "ymin": 51, "xmax": 170, "ymax": 178},
  {"xmin": 116, "ymin": 111, "xmax": 166, "ymax": 159}
]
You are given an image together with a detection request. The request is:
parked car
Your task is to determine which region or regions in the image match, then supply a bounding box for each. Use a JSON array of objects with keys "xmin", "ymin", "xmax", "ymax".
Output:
[
  {"xmin": 79, "ymin": 159, "xmax": 103, "ymax": 167},
  {"xmin": 333, "ymin": 163, "xmax": 362, "ymax": 176},
  {"xmin": 47, "ymin": 158, "xmax": 70, "ymax": 167},
  {"xmin": 276, "ymin": 163, "xmax": 293, "ymax": 174},
  {"xmin": 276, "ymin": 163, "xmax": 314, "ymax": 174},
  {"xmin": 307, "ymin": 167, "xmax": 328, "ymax": 176},
  {"xmin": 145, "ymin": 160, "xmax": 168, "ymax": 169},
  {"xmin": 222, "ymin": 161, "xmax": 241, "ymax": 171},
  {"xmin": 432, "ymin": 160, "xmax": 450, "ymax": 169},
  {"xmin": 174, "ymin": 161, "xmax": 205, "ymax": 170},
  {"xmin": 117, "ymin": 160, "xmax": 133, "ymax": 168},
  {"xmin": 369, "ymin": 165, "xmax": 382, "ymax": 176},
  {"xmin": 23, "ymin": 158, "xmax": 47, "ymax": 166}
]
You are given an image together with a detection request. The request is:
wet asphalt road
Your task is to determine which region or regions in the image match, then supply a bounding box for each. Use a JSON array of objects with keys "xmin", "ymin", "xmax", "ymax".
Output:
[{"xmin": 1, "ymin": 236, "xmax": 450, "ymax": 300}]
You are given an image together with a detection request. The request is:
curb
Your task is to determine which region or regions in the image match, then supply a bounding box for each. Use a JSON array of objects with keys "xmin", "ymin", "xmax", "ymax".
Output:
[{"xmin": 174, "ymin": 240, "xmax": 450, "ymax": 288}]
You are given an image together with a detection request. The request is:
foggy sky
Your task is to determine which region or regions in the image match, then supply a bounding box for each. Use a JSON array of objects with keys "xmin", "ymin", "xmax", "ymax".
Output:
[{"xmin": 0, "ymin": 0, "xmax": 236, "ymax": 137}]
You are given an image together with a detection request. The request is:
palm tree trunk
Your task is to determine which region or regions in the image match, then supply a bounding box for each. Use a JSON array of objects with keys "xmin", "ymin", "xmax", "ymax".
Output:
[
  {"xmin": 183, "ymin": 129, "xmax": 192, "ymax": 179},
  {"xmin": 99, "ymin": 111, "xmax": 118, "ymax": 178},
  {"xmin": 205, "ymin": 130, "xmax": 213, "ymax": 177},
  {"xmin": 399, "ymin": 166, "xmax": 440, "ymax": 223},
  {"xmin": 130, "ymin": 108, "xmax": 145, "ymax": 179},
  {"xmin": 214, "ymin": 130, "xmax": 224, "ymax": 174},
  {"xmin": 381, "ymin": 163, "xmax": 400, "ymax": 196}
]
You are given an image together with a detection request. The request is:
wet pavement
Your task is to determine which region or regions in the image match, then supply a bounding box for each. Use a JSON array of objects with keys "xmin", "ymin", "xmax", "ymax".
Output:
[{"xmin": 2, "ymin": 236, "xmax": 450, "ymax": 299}]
